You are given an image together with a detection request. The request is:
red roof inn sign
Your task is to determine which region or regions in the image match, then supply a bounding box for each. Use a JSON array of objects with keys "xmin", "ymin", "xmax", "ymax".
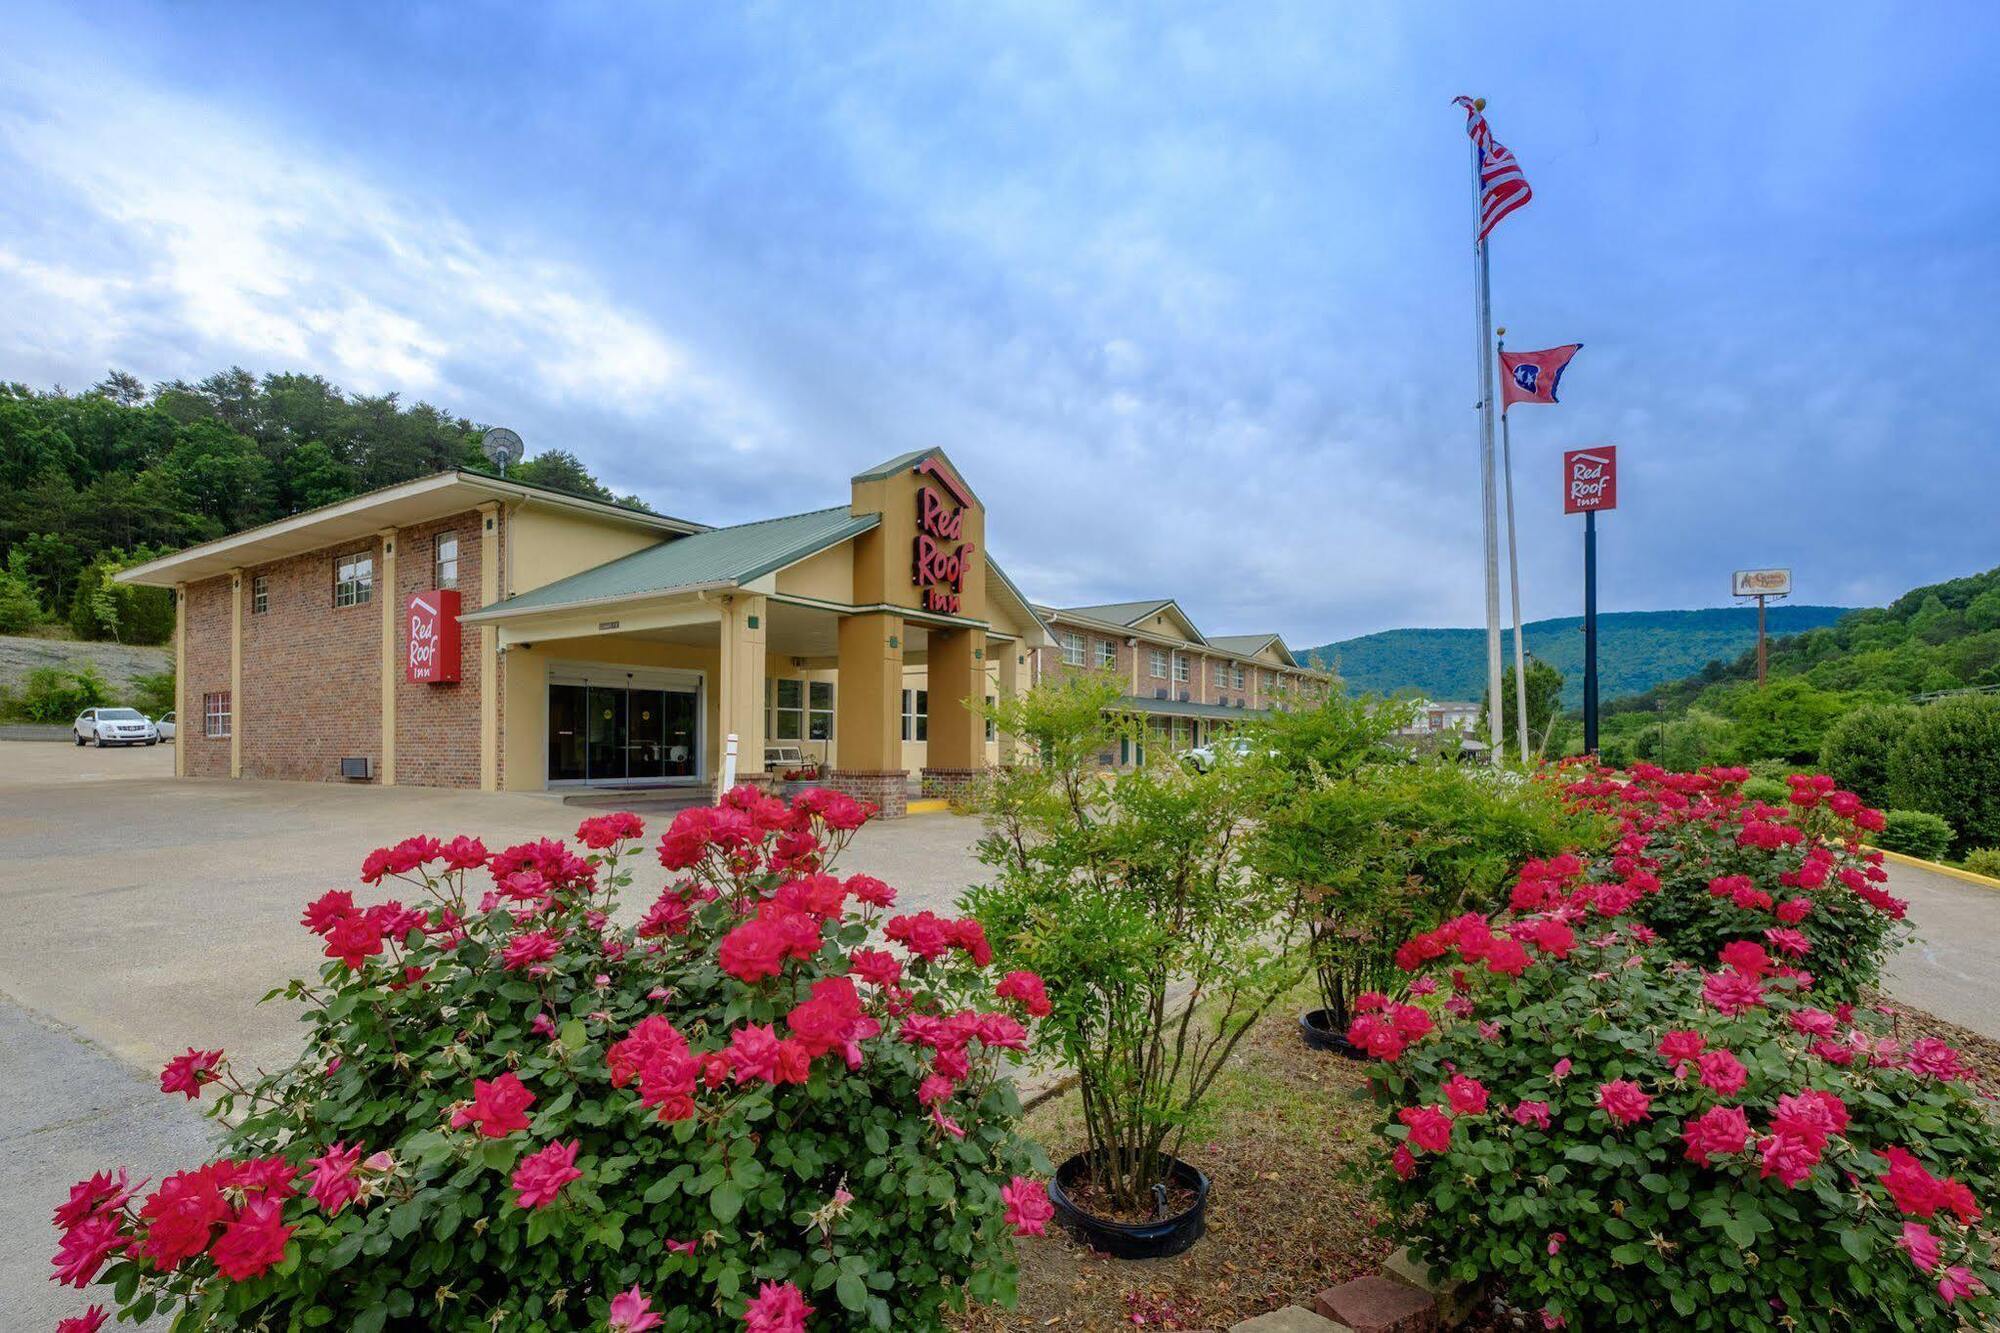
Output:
[
  {"xmin": 1562, "ymin": 447, "xmax": 1618, "ymax": 514},
  {"xmin": 911, "ymin": 460, "xmax": 977, "ymax": 615},
  {"xmin": 406, "ymin": 589, "xmax": 462, "ymax": 683}
]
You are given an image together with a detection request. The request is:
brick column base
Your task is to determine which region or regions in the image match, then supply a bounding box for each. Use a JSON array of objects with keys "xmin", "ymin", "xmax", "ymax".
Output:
[
  {"xmin": 920, "ymin": 766, "xmax": 986, "ymax": 803},
  {"xmin": 826, "ymin": 769, "xmax": 908, "ymax": 819}
]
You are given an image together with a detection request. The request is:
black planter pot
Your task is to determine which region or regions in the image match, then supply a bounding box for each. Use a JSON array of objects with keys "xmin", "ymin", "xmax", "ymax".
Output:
[
  {"xmin": 1300, "ymin": 1008, "xmax": 1368, "ymax": 1060},
  {"xmin": 1047, "ymin": 1151, "xmax": 1210, "ymax": 1260}
]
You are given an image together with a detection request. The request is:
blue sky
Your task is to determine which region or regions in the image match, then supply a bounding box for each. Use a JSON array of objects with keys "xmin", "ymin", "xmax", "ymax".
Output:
[{"xmin": 2, "ymin": 3, "xmax": 1995, "ymax": 645}]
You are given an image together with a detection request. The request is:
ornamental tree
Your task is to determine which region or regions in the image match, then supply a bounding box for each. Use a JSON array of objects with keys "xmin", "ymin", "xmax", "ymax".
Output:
[
  {"xmin": 1361, "ymin": 870, "xmax": 2000, "ymax": 1328},
  {"xmin": 49, "ymin": 790, "xmax": 1053, "ymax": 1332},
  {"xmin": 965, "ymin": 674, "xmax": 1302, "ymax": 1217}
]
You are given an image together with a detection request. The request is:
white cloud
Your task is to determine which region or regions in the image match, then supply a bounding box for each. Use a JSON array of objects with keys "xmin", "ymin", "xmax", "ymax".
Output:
[{"xmin": 0, "ymin": 53, "xmax": 766, "ymax": 440}]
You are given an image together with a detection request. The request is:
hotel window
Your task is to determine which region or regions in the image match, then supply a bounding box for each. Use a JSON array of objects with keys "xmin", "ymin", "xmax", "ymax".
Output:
[
  {"xmin": 767, "ymin": 679, "xmax": 835, "ymax": 742},
  {"xmin": 1096, "ymin": 638, "xmax": 1117, "ymax": 668},
  {"xmin": 1059, "ymin": 632, "xmax": 1084, "ymax": 667},
  {"xmin": 434, "ymin": 533, "xmax": 460, "ymax": 589},
  {"xmin": 1233, "ymin": 665, "xmax": 1246, "ymax": 689},
  {"xmin": 986, "ymin": 695, "xmax": 997, "ymax": 742},
  {"xmin": 203, "ymin": 691, "xmax": 231, "ymax": 739},
  {"xmin": 333, "ymin": 551, "xmax": 374, "ymax": 608},
  {"xmin": 901, "ymin": 689, "xmax": 928, "ymax": 741},
  {"xmin": 1173, "ymin": 654, "xmax": 1191, "ymax": 684},
  {"xmin": 1149, "ymin": 648, "xmax": 1168, "ymax": 678},
  {"xmin": 250, "ymin": 574, "xmax": 269, "ymax": 615}
]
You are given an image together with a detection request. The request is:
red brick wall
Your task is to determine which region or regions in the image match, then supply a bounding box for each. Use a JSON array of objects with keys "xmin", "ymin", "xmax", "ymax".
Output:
[
  {"xmin": 394, "ymin": 514, "xmax": 484, "ymax": 788},
  {"xmin": 240, "ymin": 538, "xmax": 384, "ymax": 781},
  {"xmin": 181, "ymin": 577, "xmax": 232, "ymax": 778}
]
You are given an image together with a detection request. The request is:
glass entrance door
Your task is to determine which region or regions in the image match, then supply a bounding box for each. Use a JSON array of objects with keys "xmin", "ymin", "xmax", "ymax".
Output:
[{"xmin": 547, "ymin": 670, "xmax": 702, "ymax": 785}]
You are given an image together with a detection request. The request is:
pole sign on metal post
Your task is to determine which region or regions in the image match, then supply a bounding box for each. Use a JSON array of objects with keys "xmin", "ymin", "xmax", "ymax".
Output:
[
  {"xmin": 1732, "ymin": 569, "xmax": 1792, "ymax": 685},
  {"xmin": 1562, "ymin": 447, "xmax": 1617, "ymax": 514},
  {"xmin": 1563, "ymin": 448, "xmax": 1616, "ymax": 755}
]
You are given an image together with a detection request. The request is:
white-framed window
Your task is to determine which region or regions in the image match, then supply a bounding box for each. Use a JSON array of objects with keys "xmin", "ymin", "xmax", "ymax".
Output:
[
  {"xmin": 901, "ymin": 688, "xmax": 929, "ymax": 742},
  {"xmin": 1149, "ymin": 648, "xmax": 1168, "ymax": 678},
  {"xmin": 334, "ymin": 551, "xmax": 374, "ymax": 608},
  {"xmin": 250, "ymin": 574, "xmax": 269, "ymax": 615},
  {"xmin": 1096, "ymin": 638, "xmax": 1117, "ymax": 668},
  {"xmin": 203, "ymin": 691, "xmax": 232, "ymax": 739},
  {"xmin": 434, "ymin": 533, "xmax": 459, "ymax": 589},
  {"xmin": 1173, "ymin": 654, "xmax": 1191, "ymax": 684},
  {"xmin": 1059, "ymin": 632, "xmax": 1084, "ymax": 667},
  {"xmin": 767, "ymin": 678, "xmax": 835, "ymax": 742},
  {"xmin": 1233, "ymin": 665, "xmax": 1246, "ymax": 689}
]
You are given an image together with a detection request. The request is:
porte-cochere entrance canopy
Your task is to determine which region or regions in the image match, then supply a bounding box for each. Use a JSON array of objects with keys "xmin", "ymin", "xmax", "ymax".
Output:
[{"xmin": 458, "ymin": 448, "xmax": 1049, "ymax": 815}]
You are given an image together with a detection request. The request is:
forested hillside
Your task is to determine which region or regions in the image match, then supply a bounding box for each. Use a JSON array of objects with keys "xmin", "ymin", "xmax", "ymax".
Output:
[
  {"xmin": 0, "ymin": 369, "xmax": 636, "ymax": 643},
  {"xmin": 1311, "ymin": 605, "xmax": 1850, "ymax": 707}
]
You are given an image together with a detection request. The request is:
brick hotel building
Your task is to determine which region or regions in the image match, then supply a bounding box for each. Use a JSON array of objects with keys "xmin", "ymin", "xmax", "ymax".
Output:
[{"xmin": 120, "ymin": 448, "xmax": 1332, "ymax": 815}]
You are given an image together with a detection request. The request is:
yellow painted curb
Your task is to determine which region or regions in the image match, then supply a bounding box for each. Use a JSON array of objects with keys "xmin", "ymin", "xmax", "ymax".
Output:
[
  {"xmin": 1876, "ymin": 847, "xmax": 2000, "ymax": 893},
  {"xmin": 903, "ymin": 798, "xmax": 952, "ymax": 815}
]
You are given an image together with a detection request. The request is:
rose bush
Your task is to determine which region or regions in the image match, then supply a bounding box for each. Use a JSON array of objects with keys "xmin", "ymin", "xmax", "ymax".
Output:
[
  {"xmin": 1551, "ymin": 762, "xmax": 1907, "ymax": 998},
  {"xmin": 1361, "ymin": 808, "xmax": 2000, "ymax": 1328},
  {"xmin": 48, "ymin": 788, "xmax": 1052, "ymax": 1332}
]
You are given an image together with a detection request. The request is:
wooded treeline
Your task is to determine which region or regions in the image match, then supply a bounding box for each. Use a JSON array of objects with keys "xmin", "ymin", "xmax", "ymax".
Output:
[{"xmin": 0, "ymin": 369, "xmax": 639, "ymax": 642}]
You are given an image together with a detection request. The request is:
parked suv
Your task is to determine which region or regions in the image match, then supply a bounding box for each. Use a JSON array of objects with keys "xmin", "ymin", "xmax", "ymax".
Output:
[{"xmin": 74, "ymin": 707, "xmax": 160, "ymax": 747}]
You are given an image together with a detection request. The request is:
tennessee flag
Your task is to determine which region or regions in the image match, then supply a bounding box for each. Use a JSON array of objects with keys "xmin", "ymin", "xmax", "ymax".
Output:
[{"xmin": 1499, "ymin": 344, "xmax": 1582, "ymax": 409}]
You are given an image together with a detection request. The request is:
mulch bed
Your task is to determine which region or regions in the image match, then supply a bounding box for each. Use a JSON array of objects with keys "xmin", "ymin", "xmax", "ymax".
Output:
[
  {"xmin": 1866, "ymin": 988, "xmax": 2000, "ymax": 1089},
  {"xmin": 952, "ymin": 1002, "xmax": 1395, "ymax": 1331}
]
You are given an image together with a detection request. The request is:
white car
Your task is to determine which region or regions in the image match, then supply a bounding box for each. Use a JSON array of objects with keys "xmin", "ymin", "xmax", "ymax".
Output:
[
  {"xmin": 155, "ymin": 710, "xmax": 176, "ymax": 741},
  {"xmin": 1183, "ymin": 737, "xmax": 1255, "ymax": 772},
  {"xmin": 74, "ymin": 707, "xmax": 160, "ymax": 747}
]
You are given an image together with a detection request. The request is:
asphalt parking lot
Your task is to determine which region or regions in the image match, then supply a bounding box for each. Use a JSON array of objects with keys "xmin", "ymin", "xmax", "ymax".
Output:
[{"xmin": 0, "ymin": 740, "xmax": 988, "ymax": 1323}]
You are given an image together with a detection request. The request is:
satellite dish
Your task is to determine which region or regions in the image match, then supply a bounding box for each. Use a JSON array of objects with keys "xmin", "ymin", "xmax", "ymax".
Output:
[{"xmin": 481, "ymin": 427, "xmax": 525, "ymax": 476}]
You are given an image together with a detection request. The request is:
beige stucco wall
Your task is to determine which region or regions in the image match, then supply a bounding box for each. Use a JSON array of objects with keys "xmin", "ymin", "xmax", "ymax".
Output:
[{"xmin": 508, "ymin": 505, "xmax": 669, "ymax": 598}]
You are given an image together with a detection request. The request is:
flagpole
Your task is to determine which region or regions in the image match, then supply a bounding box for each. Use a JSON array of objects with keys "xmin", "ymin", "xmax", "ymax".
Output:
[
  {"xmin": 1498, "ymin": 336, "xmax": 1531, "ymax": 765},
  {"xmin": 1472, "ymin": 123, "xmax": 1505, "ymax": 765}
]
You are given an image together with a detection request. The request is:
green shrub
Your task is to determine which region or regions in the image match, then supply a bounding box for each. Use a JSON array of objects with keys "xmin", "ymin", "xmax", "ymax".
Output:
[
  {"xmin": 1738, "ymin": 775, "xmax": 1788, "ymax": 805},
  {"xmin": 17, "ymin": 662, "xmax": 112, "ymax": 722},
  {"xmin": 1959, "ymin": 848, "xmax": 2000, "ymax": 880},
  {"xmin": 1366, "ymin": 914, "xmax": 2000, "ymax": 1331},
  {"xmin": 1655, "ymin": 708, "xmax": 1738, "ymax": 771},
  {"xmin": 1820, "ymin": 702, "xmax": 1920, "ymax": 808},
  {"xmin": 130, "ymin": 668, "xmax": 176, "ymax": 719},
  {"xmin": 49, "ymin": 794, "xmax": 1052, "ymax": 1330},
  {"xmin": 1887, "ymin": 695, "xmax": 2000, "ymax": 855},
  {"xmin": 1874, "ymin": 809, "xmax": 1954, "ymax": 861}
]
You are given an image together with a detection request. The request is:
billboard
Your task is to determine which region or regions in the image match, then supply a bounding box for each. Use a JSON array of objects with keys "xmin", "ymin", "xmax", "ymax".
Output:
[
  {"xmin": 1732, "ymin": 569, "xmax": 1792, "ymax": 598},
  {"xmin": 406, "ymin": 589, "xmax": 462, "ymax": 683},
  {"xmin": 1562, "ymin": 446, "xmax": 1617, "ymax": 514}
]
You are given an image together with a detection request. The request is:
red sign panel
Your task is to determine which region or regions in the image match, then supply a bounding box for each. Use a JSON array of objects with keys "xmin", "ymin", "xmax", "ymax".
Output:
[
  {"xmin": 406, "ymin": 588, "xmax": 462, "ymax": 683},
  {"xmin": 911, "ymin": 483, "xmax": 976, "ymax": 615},
  {"xmin": 1563, "ymin": 447, "xmax": 1618, "ymax": 514}
]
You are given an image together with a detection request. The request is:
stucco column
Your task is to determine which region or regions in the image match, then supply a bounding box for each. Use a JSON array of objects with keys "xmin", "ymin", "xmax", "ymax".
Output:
[
  {"xmin": 228, "ymin": 569, "xmax": 243, "ymax": 779},
  {"xmin": 829, "ymin": 610, "xmax": 906, "ymax": 816},
  {"xmin": 173, "ymin": 582, "xmax": 187, "ymax": 778},
  {"xmin": 716, "ymin": 593, "xmax": 768, "ymax": 787},
  {"xmin": 478, "ymin": 503, "xmax": 500, "ymax": 792},
  {"xmin": 379, "ymin": 528, "xmax": 397, "ymax": 786},
  {"xmin": 921, "ymin": 626, "xmax": 985, "ymax": 800},
  {"xmin": 995, "ymin": 637, "xmax": 1023, "ymax": 764}
]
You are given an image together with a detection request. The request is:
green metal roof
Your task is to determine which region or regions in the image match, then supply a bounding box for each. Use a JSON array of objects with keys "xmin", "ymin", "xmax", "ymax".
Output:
[
  {"xmin": 470, "ymin": 506, "xmax": 879, "ymax": 618},
  {"xmin": 1116, "ymin": 694, "xmax": 1268, "ymax": 722},
  {"xmin": 1206, "ymin": 633, "xmax": 1298, "ymax": 666},
  {"xmin": 1058, "ymin": 598, "xmax": 1174, "ymax": 626}
]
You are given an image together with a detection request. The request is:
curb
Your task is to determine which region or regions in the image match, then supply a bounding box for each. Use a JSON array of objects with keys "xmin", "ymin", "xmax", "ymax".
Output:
[
  {"xmin": 904, "ymin": 798, "xmax": 952, "ymax": 815},
  {"xmin": 1876, "ymin": 848, "xmax": 2000, "ymax": 893}
]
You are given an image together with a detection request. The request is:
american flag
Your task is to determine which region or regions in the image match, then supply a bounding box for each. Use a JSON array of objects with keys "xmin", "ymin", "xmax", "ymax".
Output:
[{"xmin": 1453, "ymin": 95, "xmax": 1531, "ymax": 242}]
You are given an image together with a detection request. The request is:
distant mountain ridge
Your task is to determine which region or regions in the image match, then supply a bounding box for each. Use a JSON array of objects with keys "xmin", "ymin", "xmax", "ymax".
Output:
[{"xmin": 1309, "ymin": 606, "xmax": 1852, "ymax": 708}]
